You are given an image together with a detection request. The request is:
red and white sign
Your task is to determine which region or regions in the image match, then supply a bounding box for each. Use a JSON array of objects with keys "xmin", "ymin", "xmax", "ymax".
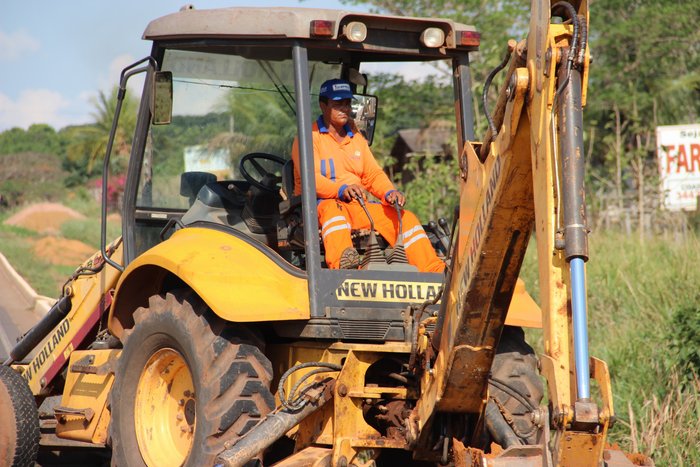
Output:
[{"xmin": 656, "ymin": 124, "xmax": 700, "ymax": 211}]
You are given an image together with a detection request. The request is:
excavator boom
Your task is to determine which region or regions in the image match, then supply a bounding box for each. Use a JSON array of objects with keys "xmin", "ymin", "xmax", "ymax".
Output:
[{"xmin": 416, "ymin": 1, "xmax": 623, "ymax": 464}]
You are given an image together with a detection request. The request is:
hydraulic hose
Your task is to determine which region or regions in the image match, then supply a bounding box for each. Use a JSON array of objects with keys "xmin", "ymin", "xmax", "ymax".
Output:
[
  {"xmin": 484, "ymin": 399, "xmax": 522, "ymax": 449},
  {"xmin": 277, "ymin": 361, "xmax": 341, "ymax": 411},
  {"xmin": 482, "ymin": 46, "xmax": 513, "ymax": 142}
]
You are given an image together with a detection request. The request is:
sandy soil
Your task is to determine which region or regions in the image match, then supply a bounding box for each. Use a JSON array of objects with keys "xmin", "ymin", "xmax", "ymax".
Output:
[
  {"xmin": 5, "ymin": 202, "xmax": 85, "ymax": 235},
  {"xmin": 4, "ymin": 203, "xmax": 96, "ymax": 266},
  {"xmin": 31, "ymin": 237, "xmax": 97, "ymax": 266},
  {"xmin": 106, "ymin": 212, "xmax": 122, "ymax": 224}
]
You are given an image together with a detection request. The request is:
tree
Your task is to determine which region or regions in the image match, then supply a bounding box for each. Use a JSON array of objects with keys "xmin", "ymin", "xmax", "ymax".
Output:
[
  {"xmin": 585, "ymin": 0, "xmax": 700, "ymax": 234},
  {"xmin": 65, "ymin": 87, "xmax": 139, "ymax": 181},
  {"xmin": 212, "ymin": 86, "xmax": 298, "ymax": 162},
  {"xmin": 368, "ymin": 73, "xmax": 454, "ymax": 165},
  {"xmin": 343, "ymin": 0, "xmax": 531, "ymax": 138},
  {"xmin": 347, "ymin": 0, "xmax": 700, "ymax": 233},
  {"xmin": 0, "ymin": 124, "xmax": 66, "ymax": 156}
]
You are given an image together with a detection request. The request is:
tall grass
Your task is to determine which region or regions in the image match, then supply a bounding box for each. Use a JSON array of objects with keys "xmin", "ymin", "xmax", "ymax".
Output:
[
  {"xmin": 624, "ymin": 375, "xmax": 700, "ymax": 464},
  {"xmin": 522, "ymin": 231, "xmax": 700, "ymax": 465}
]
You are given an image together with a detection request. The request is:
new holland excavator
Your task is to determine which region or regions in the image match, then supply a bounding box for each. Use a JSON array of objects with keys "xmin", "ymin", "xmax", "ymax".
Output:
[{"xmin": 0, "ymin": 1, "xmax": 651, "ymax": 466}]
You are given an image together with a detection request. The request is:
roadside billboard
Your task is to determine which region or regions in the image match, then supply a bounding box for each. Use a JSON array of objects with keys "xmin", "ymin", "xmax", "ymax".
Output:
[
  {"xmin": 656, "ymin": 124, "xmax": 700, "ymax": 211},
  {"xmin": 184, "ymin": 145, "xmax": 233, "ymax": 179}
]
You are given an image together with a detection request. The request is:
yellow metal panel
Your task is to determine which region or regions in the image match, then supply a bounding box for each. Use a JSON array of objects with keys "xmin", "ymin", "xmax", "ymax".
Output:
[
  {"xmin": 332, "ymin": 275, "xmax": 541, "ymax": 326},
  {"xmin": 528, "ymin": 13, "xmax": 574, "ymax": 412},
  {"xmin": 19, "ymin": 241, "xmax": 122, "ymax": 395},
  {"xmin": 558, "ymin": 431, "xmax": 605, "ymax": 467},
  {"xmin": 505, "ymin": 278, "xmax": 543, "ymax": 328},
  {"xmin": 111, "ymin": 227, "xmax": 309, "ymax": 323},
  {"xmin": 55, "ymin": 349, "xmax": 120, "ymax": 444},
  {"xmin": 273, "ymin": 446, "xmax": 332, "ymax": 467}
]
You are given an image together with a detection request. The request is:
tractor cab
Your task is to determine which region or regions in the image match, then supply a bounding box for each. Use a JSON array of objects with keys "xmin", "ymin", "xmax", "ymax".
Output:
[{"xmin": 111, "ymin": 6, "xmax": 481, "ymax": 341}]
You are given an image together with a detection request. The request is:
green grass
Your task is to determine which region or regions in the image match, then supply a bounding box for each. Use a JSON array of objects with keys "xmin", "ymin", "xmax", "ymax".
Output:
[
  {"xmin": 0, "ymin": 192, "xmax": 120, "ymax": 297},
  {"xmin": 60, "ymin": 217, "xmax": 121, "ymax": 249},
  {"xmin": 0, "ymin": 223, "xmax": 74, "ymax": 297}
]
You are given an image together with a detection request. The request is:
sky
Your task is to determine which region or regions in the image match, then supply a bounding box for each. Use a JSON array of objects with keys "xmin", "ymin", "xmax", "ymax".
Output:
[{"xmin": 0, "ymin": 0, "xmax": 376, "ymax": 132}]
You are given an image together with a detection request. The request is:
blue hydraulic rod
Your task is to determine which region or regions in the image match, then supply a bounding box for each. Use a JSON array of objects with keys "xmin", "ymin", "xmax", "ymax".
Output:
[
  {"xmin": 555, "ymin": 28, "xmax": 591, "ymax": 401},
  {"xmin": 570, "ymin": 257, "xmax": 590, "ymax": 399}
]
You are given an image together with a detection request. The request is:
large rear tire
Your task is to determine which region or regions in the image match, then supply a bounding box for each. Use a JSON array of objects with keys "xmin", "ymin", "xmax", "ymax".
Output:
[
  {"xmin": 0, "ymin": 365, "xmax": 40, "ymax": 467},
  {"xmin": 488, "ymin": 326, "xmax": 544, "ymax": 446},
  {"xmin": 110, "ymin": 290, "xmax": 274, "ymax": 467}
]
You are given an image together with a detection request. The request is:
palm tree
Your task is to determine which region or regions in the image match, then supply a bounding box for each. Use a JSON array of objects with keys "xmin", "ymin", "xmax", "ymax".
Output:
[
  {"xmin": 208, "ymin": 83, "xmax": 298, "ymax": 165},
  {"xmin": 66, "ymin": 87, "xmax": 139, "ymax": 175}
]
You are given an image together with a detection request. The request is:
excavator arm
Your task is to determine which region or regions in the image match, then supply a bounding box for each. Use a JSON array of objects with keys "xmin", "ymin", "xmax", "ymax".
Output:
[{"xmin": 416, "ymin": 0, "xmax": 616, "ymax": 464}]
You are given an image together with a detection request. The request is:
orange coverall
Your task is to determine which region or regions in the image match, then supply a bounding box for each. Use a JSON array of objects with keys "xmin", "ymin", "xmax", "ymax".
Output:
[{"xmin": 291, "ymin": 116, "xmax": 444, "ymax": 273}]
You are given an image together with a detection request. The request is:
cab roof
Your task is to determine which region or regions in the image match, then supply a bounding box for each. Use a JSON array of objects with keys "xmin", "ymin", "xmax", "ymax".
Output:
[{"xmin": 143, "ymin": 5, "xmax": 478, "ymax": 52}]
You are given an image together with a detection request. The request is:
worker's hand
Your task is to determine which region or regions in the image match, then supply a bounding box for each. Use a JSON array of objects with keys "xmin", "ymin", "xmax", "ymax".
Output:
[
  {"xmin": 342, "ymin": 184, "xmax": 365, "ymax": 202},
  {"xmin": 386, "ymin": 190, "xmax": 405, "ymax": 207}
]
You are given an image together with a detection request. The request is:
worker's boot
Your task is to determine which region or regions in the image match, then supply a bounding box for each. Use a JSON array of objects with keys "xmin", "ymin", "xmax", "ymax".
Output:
[{"xmin": 339, "ymin": 247, "xmax": 360, "ymax": 269}]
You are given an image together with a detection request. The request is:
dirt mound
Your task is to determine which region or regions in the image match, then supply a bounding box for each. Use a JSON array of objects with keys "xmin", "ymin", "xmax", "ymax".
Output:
[
  {"xmin": 5, "ymin": 203, "xmax": 85, "ymax": 234},
  {"xmin": 32, "ymin": 237, "xmax": 96, "ymax": 266},
  {"xmin": 106, "ymin": 213, "xmax": 122, "ymax": 224}
]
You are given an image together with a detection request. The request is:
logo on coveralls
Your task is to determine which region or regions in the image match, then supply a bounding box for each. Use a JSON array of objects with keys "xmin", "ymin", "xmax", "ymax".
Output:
[{"xmin": 336, "ymin": 279, "xmax": 441, "ymax": 303}]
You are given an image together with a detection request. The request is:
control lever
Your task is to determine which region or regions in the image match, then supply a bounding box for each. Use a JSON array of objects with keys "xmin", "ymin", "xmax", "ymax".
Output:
[
  {"xmin": 438, "ymin": 217, "xmax": 451, "ymax": 238},
  {"xmin": 355, "ymin": 195, "xmax": 385, "ymax": 267},
  {"xmin": 428, "ymin": 220, "xmax": 450, "ymax": 254},
  {"xmin": 387, "ymin": 199, "xmax": 408, "ymax": 265},
  {"xmin": 355, "ymin": 195, "xmax": 373, "ymax": 231}
]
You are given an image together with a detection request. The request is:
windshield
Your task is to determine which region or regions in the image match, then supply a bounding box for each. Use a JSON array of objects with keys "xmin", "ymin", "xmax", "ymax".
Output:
[{"xmin": 138, "ymin": 48, "xmax": 338, "ymax": 210}]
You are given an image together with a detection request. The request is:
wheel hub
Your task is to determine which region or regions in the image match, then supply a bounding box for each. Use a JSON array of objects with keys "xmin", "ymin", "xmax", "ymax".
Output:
[{"xmin": 135, "ymin": 348, "xmax": 196, "ymax": 466}]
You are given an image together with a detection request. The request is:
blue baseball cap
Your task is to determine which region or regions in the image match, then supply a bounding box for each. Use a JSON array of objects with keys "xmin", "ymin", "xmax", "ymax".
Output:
[{"xmin": 319, "ymin": 79, "xmax": 354, "ymax": 100}]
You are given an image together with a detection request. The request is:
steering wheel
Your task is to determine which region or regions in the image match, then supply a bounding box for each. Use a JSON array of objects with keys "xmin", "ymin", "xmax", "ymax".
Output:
[{"xmin": 239, "ymin": 152, "xmax": 285, "ymax": 192}]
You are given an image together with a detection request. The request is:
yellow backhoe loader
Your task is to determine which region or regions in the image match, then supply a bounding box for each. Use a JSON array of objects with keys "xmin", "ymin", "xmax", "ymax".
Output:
[{"xmin": 0, "ymin": 1, "xmax": 652, "ymax": 466}]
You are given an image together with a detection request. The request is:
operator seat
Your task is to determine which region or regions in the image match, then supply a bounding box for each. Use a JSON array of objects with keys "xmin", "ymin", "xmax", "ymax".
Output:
[
  {"xmin": 277, "ymin": 160, "xmax": 304, "ymax": 249},
  {"xmin": 279, "ymin": 160, "xmax": 300, "ymax": 215}
]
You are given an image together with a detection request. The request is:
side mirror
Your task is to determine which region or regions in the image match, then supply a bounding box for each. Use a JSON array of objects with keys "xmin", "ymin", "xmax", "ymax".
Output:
[
  {"xmin": 151, "ymin": 71, "xmax": 173, "ymax": 125},
  {"xmin": 352, "ymin": 94, "xmax": 378, "ymax": 146}
]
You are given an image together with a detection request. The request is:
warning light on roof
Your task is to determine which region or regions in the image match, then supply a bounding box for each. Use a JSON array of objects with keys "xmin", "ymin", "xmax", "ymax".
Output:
[
  {"xmin": 457, "ymin": 30, "xmax": 481, "ymax": 47},
  {"xmin": 310, "ymin": 20, "xmax": 334, "ymax": 37}
]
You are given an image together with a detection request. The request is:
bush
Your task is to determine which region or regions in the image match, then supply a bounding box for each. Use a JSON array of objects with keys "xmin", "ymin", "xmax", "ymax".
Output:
[{"xmin": 668, "ymin": 299, "xmax": 700, "ymax": 388}]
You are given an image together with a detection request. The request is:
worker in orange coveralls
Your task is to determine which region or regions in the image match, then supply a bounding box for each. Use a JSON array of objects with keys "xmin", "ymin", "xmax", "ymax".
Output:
[{"xmin": 291, "ymin": 79, "xmax": 445, "ymax": 273}]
